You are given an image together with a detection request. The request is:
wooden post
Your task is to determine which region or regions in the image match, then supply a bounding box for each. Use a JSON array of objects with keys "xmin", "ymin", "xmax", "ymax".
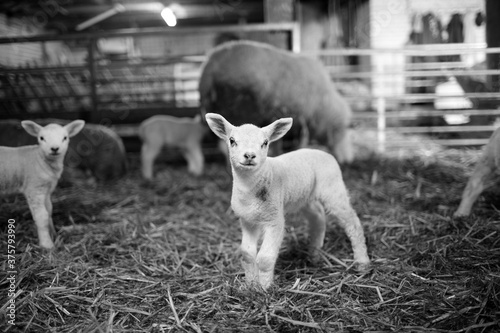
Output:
[
  {"xmin": 486, "ymin": 0, "xmax": 500, "ymax": 91},
  {"xmin": 377, "ymin": 96, "xmax": 386, "ymax": 153},
  {"xmin": 375, "ymin": 61, "xmax": 386, "ymax": 153},
  {"xmin": 291, "ymin": 22, "xmax": 301, "ymax": 53}
]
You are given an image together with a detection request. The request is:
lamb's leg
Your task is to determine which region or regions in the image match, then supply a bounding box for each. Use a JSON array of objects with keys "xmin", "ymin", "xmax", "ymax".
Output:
[
  {"xmin": 256, "ymin": 221, "xmax": 285, "ymax": 289},
  {"xmin": 26, "ymin": 192, "xmax": 54, "ymax": 249},
  {"xmin": 301, "ymin": 201, "xmax": 326, "ymax": 257},
  {"xmin": 141, "ymin": 142, "xmax": 161, "ymax": 180},
  {"xmin": 44, "ymin": 189, "xmax": 56, "ymax": 240},
  {"xmin": 455, "ymin": 162, "xmax": 497, "ymax": 216},
  {"xmin": 182, "ymin": 145, "xmax": 204, "ymax": 176},
  {"xmin": 324, "ymin": 195, "xmax": 369, "ymax": 270},
  {"xmin": 240, "ymin": 221, "xmax": 260, "ymax": 286}
]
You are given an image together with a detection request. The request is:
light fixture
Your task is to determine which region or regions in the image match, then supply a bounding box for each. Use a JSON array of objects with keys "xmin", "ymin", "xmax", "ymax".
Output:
[
  {"xmin": 75, "ymin": 2, "xmax": 177, "ymax": 31},
  {"xmin": 76, "ymin": 4, "xmax": 125, "ymax": 31},
  {"xmin": 161, "ymin": 7, "xmax": 177, "ymax": 27}
]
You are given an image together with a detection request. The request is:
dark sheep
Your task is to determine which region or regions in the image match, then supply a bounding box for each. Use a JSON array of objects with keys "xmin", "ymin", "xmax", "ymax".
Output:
[
  {"xmin": 199, "ymin": 40, "xmax": 354, "ymax": 163},
  {"xmin": 0, "ymin": 119, "xmax": 127, "ymax": 182}
]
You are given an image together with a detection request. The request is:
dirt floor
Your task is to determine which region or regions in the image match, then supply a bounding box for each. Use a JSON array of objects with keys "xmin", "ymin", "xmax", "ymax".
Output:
[{"xmin": 1, "ymin": 145, "xmax": 499, "ymax": 332}]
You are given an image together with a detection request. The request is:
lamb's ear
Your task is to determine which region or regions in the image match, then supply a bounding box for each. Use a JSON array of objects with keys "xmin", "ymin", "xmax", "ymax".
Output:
[
  {"xmin": 21, "ymin": 120, "xmax": 43, "ymax": 137},
  {"xmin": 264, "ymin": 118, "xmax": 293, "ymax": 143},
  {"xmin": 65, "ymin": 120, "xmax": 85, "ymax": 137},
  {"xmin": 205, "ymin": 113, "xmax": 232, "ymax": 140}
]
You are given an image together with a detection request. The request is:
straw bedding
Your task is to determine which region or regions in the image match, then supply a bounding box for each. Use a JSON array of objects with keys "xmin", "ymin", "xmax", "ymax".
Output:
[{"xmin": 1, "ymin": 148, "xmax": 499, "ymax": 332}]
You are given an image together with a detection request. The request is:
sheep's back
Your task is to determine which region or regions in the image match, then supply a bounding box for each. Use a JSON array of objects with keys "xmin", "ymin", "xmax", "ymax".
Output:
[
  {"xmin": 200, "ymin": 41, "xmax": 351, "ymax": 133},
  {"xmin": 271, "ymin": 148, "xmax": 343, "ymax": 210}
]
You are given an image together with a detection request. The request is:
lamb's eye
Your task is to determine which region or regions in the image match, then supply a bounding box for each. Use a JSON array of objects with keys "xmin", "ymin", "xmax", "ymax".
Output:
[
  {"xmin": 262, "ymin": 139, "xmax": 268, "ymax": 148},
  {"xmin": 40, "ymin": 136, "xmax": 45, "ymax": 141},
  {"xmin": 229, "ymin": 137, "xmax": 236, "ymax": 147},
  {"xmin": 63, "ymin": 136, "xmax": 68, "ymax": 141}
]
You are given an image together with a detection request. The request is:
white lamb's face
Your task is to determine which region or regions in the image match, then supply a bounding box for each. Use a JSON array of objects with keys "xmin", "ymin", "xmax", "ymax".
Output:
[
  {"xmin": 228, "ymin": 124, "xmax": 269, "ymax": 171},
  {"xmin": 37, "ymin": 124, "xmax": 70, "ymax": 157},
  {"xmin": 205, "ymin": 113, "xmax": 292, "ymax": 173},
  {"xmin": 22, "ymin": 120, "xmax": 85, "ymax": 159}
]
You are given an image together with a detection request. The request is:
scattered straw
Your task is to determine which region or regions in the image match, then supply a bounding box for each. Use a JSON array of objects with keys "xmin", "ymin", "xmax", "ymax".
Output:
[{"xmin": 1, "ymin": 151, "xmax": 499, "ymax": 332}]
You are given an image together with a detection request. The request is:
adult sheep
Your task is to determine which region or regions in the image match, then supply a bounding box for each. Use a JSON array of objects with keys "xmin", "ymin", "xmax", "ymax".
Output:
[
  {"xmin": 199, "ymin": 40, "xmax": 354, "ymax": 163},
  {"xmin": 0, "ymin": 119, "xmax": 127, "ymax": 182}
]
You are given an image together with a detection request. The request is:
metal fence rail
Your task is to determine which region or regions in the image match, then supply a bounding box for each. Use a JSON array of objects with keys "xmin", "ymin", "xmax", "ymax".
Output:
[
  {"xmin": 309, "ymin": 44, "xmax": 500, "ymax": 151},
  {"xmin": 0, "ymin": 23, "xmax": 299, "ymax": 123},
  {"xmin": 1, "ymin": 31, "xmax": 499, "ymax": 151}
]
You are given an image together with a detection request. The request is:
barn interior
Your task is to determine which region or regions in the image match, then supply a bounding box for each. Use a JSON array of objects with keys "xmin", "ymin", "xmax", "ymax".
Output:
[
  {"xmin": 1, "ymin": 2, "xmax": 500, "ymax": 332},
  {"xmin": 1, "ymin": 0, "xmax": 499, "ymax": 151}
]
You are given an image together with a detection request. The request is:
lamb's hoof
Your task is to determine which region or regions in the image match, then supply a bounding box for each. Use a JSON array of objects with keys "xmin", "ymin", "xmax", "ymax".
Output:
[
  {"xmin": 308, "ymin": 249, "xmax": 322, "ymax": 266},
  {"xmin": 39, "ymin": 242, "xmax": 55, "ymax": 250},
  {"xmin": 453, "ymin": 211, "xmax": 469, "ymax": 218},
  {"xmin": 188, "ymin": 170, "xmax": 203, "ymax": 177},
  {"xmin": 243, "ymin": 279, "xmax": 268, "ymax": 292},
  {"xmin": 355, "ymin": 261, "xmax": 371, "ymax": 274}
]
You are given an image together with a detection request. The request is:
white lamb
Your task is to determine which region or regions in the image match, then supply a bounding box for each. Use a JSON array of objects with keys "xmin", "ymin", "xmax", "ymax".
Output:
[
  {"xmin": 0, "ymin": 120, "xmax": 85, "ymax": 249},
  {"xmin": 139, "ymin": 115, "xmax": 206, "ymax": 179},
  {"xmin": 205, "ymin": 113, "xmax": 370, "ymax": 290}
]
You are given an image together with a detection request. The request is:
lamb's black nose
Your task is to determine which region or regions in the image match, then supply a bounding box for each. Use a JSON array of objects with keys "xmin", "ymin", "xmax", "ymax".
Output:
[
  {"xmin": 244, "ymin": 152, "xmax": 256, "ymax": 160},
  {"xmin": 51, "ymin": 147, "xmax": 59, "ymax": 153}
]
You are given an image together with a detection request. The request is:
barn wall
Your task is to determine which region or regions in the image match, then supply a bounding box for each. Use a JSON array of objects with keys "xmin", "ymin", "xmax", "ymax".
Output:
[
  {"xmin": 370, "ymin": 0, "xmax": 485, "ymax": 49},
  {"xmin": 135, "ymin": 33, "xmax": 215, "ymax": 57},
  {"xmin": 369, "ymin": 0, "xmax": 485, "ymax": 108}
]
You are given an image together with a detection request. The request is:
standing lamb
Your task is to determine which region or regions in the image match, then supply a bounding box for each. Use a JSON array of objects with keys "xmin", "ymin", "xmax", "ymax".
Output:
[
  {"xmin": 455, "ymin": 127, "xmax": 500, "ymax": 216},
  {"xmin": 139, "ymin": 115, "xmax": 207, "ymax": 179},
  {"xmin": 0, "ymin": 120, "xmax": 85, "ymax": 249},
  {"xmin": 0, "ymin": 119, "xmax": 127, "ymax": 182},
  {"xmin": 199, "ymin": 40, "xmax": 354, "ymax": 163},
  {"xmin": 205, "ymin": 113, "xmax": 369, "ymax": 290}
]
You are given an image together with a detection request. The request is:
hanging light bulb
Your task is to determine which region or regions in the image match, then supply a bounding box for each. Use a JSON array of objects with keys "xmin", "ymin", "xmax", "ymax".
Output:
[{"xmin": 161, "ymin": 7, "xmax": 177, "ymax": 27}]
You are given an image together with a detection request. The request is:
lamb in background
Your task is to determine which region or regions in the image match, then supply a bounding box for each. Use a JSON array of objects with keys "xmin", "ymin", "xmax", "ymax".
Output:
[
  {"xmin": 0, "ymin": 120, "xmax": 85, "ymax": 248},
  {"xmin": 205, "ymin": 113, "xmax": 370, "ymax": 290},
  {"xmin": 199, "ymin": 40, "xmax": 354, "ymax": 163},
  {"xmin": 455, "ymin": 127, "xmax": 500, "ymax": 216},
  {"xmin": 139, "ymin": 115, "xmax": 207, "ymax": 179},
  {"xmin": 0, "ymin": 119, "xmax": 127, "ymax": 182}
]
